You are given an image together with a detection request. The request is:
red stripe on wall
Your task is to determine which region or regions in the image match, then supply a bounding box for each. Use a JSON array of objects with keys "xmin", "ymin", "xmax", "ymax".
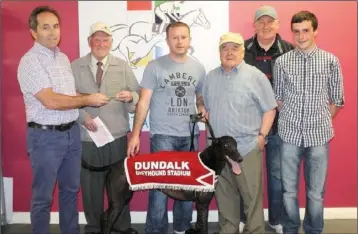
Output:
[
  {"xmin": 127, "ymin": 1, "xmax": 152, "ymax": 11},
  {"xmin": 229, "ymin": 1, "xmax": 357, "ymax": 207}
]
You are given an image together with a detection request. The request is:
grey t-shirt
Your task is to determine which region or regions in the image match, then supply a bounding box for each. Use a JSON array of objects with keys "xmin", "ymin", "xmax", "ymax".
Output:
[{"xmin": 141, "ymin": 55, "xmax": 206, "ymax": 137}]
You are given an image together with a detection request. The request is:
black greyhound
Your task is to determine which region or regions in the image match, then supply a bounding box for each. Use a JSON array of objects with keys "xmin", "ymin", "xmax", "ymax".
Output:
[{"xmin": 81, "ymin": 115, "xmax": 243, "ymax": 234}]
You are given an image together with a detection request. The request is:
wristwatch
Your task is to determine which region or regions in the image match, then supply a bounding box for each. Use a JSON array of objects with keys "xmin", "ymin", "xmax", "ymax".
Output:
[{"xmin": 258, "ymin": 132, "xmax": 268, "ymax": 140}]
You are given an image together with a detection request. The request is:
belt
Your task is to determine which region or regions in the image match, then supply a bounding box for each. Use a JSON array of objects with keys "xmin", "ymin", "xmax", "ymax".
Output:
[{"xmin": 28, "ymin": 121, "xmax": 76, "ymax": 132}]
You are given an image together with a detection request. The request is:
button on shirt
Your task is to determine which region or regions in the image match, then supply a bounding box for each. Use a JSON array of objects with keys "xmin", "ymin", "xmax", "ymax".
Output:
[
  {"xmin": 273, "ymin": 46, "xmax": 345, "ymax": 147},
  {"xmin": 17, "ymin": 42, "xmax": 79, "ymax": 125},
  {"xmin": 201, "ymin": 61, "xmax": 277, "ymax": 156}
]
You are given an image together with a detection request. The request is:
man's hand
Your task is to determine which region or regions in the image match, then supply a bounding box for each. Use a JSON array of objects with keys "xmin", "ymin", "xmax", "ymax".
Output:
[
  {"xmin": 127, "ymin": 135, "xmax": 141, "ymax": 157},
  {"xmin": 87, "ymin": 93, "xmax": 109, "ymax": 106},
  {"xmin": 83, "ymin": 116, "xmax": 98, "ymax": 132},
  {"xmin": 277, "ymin": 100, "xmax": 283, "ymax": 112},
  {"xmin": 257, "ymin": 135, "xmax": 266, "ymax": 151},
  {"xmin": 116, "ymin": 91, "xmax": 133, "ymax": 103},
  {"xmin": 198, "ymin": 107, "xmax": 209, "ymax": 122}
]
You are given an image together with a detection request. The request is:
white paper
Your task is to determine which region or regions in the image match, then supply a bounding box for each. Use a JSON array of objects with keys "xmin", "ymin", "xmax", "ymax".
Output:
[{"xmin": 85, "ymin": 117, "xmax": 115, "ymax": 147}]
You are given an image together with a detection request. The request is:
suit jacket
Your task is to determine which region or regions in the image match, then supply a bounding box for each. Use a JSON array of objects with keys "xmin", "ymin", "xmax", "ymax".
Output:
[{"xmin": 71, "ymin": 53, "xmax": 139, "ymax": 141}]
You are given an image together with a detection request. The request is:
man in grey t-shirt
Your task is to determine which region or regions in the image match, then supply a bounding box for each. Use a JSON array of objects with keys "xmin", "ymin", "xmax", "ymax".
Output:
[{"xmin": 127, "ymin": 22, "xmax": 206, "ymax": 234}]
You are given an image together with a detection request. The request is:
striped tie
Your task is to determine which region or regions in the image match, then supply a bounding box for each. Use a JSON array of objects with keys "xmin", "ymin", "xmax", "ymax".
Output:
[{"xmin": 96, "ymin": 61, "xmax": 103, "ymax": 88}]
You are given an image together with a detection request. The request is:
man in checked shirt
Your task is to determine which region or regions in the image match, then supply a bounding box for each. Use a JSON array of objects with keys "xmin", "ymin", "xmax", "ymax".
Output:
[
  {"xmin": 17, "ymin": 6, "xmax": 109, "ymax": 234},
  {"xmin": 273, "ymin": 11, "xmax": 344, "ymax": 234}
]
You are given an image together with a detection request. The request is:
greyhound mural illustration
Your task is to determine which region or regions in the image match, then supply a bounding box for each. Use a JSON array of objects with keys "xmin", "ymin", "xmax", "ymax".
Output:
[{"xmin": 110, "ymin": 6, "xmax": 211, "ymax": 69}]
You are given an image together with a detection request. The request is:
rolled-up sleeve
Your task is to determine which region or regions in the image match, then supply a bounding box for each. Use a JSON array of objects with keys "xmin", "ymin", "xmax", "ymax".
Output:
[
  {"xmin": 273, "ymin": 59, "xmax": 285, "ymax": 102},
  {"xmin": 328, "ymin": 56, "xmax": 344, "ymax": 106}
]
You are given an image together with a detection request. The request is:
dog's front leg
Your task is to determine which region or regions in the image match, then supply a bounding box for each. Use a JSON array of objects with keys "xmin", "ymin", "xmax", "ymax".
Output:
[
  {"xmin": 100, "ymin": 210, "xmax": 109, "ymax": 233},
  {"xmin": 192, "ymin": 192, "xmax": 214, "ymax": 234},
  {"xmin": 194, "ymin": 201, "xmax": 210, "ymax": 234}
]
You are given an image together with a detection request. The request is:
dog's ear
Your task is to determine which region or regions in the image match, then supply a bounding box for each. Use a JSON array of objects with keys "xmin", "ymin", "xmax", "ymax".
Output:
[{"xmin": 208, "ymin": 137, "xmax": 218, "ymax": 144}]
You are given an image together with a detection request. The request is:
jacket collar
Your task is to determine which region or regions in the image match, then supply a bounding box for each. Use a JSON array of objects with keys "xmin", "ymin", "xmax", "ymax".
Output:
[
  {"xmin": 247, "ymin": 34, "xmax": 284, "ymax": 54},
  {"xmin": 79, "ymin": 53, "xmax": 120, "ymax": 67}
]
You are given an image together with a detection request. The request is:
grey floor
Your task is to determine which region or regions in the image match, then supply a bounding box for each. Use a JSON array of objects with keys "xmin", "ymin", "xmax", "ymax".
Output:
[{"xmin": 1, "ymin": 220, "xmax": 357, "ymax": 233}]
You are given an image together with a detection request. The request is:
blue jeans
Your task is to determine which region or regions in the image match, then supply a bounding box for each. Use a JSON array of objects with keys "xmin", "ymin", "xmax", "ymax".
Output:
[
  {"xmin": 280, "ymin": 139, "xmax": 329, "ymax": 234},
  {"xmin": 145, "ymin": 134, "xmax": 199, "ymax": 234},
  {"xmin": 266, "ymin": 131, "xmax": 283, "ymax": 225},
  {"xmin": 27, "ymin": 123, "xmax": 81, "ymax": 234},
  {"xmin": 240, "ymin": 130, "xmax": 282, "ymax": 225}
]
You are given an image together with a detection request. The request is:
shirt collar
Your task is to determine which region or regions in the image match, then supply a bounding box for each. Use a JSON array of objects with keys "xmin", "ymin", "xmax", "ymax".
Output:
[
  {"xmin": 33, "ymin": 41, "xmax": 60, "ymax": 58},
  {"xmin": 91, "ymin": 54, "xmax": 108, "ymax": 67},
  {"xmin": 254, "ymin": 34, "xmax": 278, "ymax": 51},
  {"xmin": 295, "ymin": 45, "xmax": 318, "ymax": 58},
  {"xmin": 220, "ymin": 60, "xmax": 245, "ymax": 74}
]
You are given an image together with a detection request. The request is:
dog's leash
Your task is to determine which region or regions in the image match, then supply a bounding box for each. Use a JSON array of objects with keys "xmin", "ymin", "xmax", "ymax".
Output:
[
  {"xmin": 189, "ymin": 113, "xmax": 219, "ymax": 197},
  {"xmin": 189, "ymin": 113, "xmax": 216, "ymax": 152},
  {"xmin": 189, "ymin": 113, "xmax": 200, "ymax": 152}
]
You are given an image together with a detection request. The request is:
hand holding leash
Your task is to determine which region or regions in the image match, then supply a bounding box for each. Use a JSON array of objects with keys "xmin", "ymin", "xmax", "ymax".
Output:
[{"xmin": 198, "ymin": 108, "xmax": 209, "ymax": 123}]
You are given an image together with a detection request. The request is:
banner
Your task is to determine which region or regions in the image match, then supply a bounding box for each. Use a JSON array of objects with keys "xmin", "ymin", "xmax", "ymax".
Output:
[{"xmin": 125, "ymin": 151, "xmax": 216, "ymax": 192}]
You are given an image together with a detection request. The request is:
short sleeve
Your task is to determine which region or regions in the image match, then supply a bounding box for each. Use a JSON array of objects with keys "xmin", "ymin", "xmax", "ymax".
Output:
[{"xmin": 17, "ymin": 54, "xmax": 52, "ymax": 95}]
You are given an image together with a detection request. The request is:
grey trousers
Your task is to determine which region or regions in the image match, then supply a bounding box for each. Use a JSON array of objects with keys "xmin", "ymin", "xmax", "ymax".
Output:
[
  {"xmin": 81, "ymin": 136, "xmax": 131, "ymax": 233},
  {"xmin": 215, "ymin": 144, "xmax": 265, "ymax": 234}
]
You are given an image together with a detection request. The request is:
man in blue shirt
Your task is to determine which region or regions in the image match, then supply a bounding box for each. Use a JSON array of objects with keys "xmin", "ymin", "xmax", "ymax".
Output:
[{"xmin": 199, "ymin": 32, "xmax": 277, "ymax": 233}]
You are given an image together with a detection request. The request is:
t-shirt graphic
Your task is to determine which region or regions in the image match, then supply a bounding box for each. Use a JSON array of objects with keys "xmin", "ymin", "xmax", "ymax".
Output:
[
  {"xmin": 140, "ymin": 55, "xmax": 206, "ymax": 137},
  {"xmin": 161, "ymin": 71, "xmax": 197, "ymax": 117}
]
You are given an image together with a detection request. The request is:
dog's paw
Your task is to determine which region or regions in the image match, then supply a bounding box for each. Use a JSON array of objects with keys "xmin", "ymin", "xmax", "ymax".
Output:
[{"xmin": 185, "ymin": 228, "xmax": 198, "ymax": 234}]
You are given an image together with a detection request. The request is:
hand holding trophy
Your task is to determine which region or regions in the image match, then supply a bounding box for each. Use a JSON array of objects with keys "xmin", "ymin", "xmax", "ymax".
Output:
[{"xmin": 107, "ymin": 84, "xmax": 133, "ymax": 103}]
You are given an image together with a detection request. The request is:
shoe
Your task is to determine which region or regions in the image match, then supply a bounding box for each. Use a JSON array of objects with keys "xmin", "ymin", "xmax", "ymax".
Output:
[
  {"xmin": 239, "ymin": 221, "xmax": 245, "ymax": 233},
  {"xmin": 269, "ymin": 223, "xmax": 283, "ymax": 234},
  {"xmin": 174, "ymin": 230, "xmax": 186, "ymax": 234}
]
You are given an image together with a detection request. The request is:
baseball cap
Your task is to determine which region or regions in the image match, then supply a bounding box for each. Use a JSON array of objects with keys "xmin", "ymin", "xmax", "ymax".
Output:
[
  {"xmin": 254, "ymin": 5, "xmax": 278, "ymax": 22},
  {"xmin": 219, "ymin": 32, "xmax": 244, "ymax": 47},
  {"xmin": 89, "ymin": 22, "xmax": 112, "ymax": 36}
]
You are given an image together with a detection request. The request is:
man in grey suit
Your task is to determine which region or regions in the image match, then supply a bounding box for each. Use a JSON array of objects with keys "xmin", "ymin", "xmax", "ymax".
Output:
[{"xmin": 71, "ymin": 22, "xmax": 139, "ymax": 234}]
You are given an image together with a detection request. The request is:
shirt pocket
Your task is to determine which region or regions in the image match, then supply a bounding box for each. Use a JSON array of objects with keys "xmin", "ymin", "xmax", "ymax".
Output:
[
  {"xmin": 105, "ymin": 72, "xmax": 126, "ymax": 98},
  {"xmin": 49, "ymin": 67, "xmax": 75, "ymax": 94},
  {"xmin": 227, "ymin": 87, "xmax": 255, "ymax": 111},
  {"xmin": 286, "ymin": 73, "xmax": 303, "ymax": 94},
  {"xmin": 310, "ymin": 73, "xmax": 329, "ymax": 96},
  {"xmin": 76, "ymin": 70, "xmax": 96, "ymax": 94}
]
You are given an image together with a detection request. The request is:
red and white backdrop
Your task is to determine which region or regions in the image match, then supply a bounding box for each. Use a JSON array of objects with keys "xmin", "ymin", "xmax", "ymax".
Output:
[{"xmin": 1, "ymin": 1, "xmax": 357, "ymax": 223}]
